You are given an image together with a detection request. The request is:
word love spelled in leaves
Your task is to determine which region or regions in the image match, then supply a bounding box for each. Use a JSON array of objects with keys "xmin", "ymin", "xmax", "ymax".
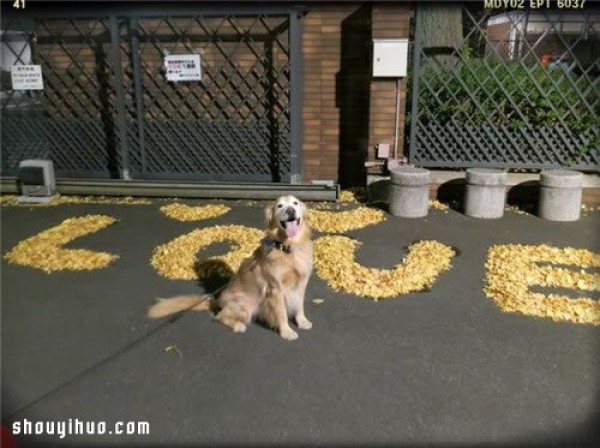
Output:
[{"xmin": 3, "ymin": 202, "xmax": 599, "ymax": 325}]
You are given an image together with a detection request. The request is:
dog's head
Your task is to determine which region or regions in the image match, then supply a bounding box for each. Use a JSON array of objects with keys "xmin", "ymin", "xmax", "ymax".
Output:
[{"xmin": 265, "ymin": 195, "xmax": 309, "ymax": 242}]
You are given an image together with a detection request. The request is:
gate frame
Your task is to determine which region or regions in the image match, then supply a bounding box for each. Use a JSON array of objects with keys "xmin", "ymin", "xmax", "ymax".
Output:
[{"xmin": 1, "ymin": 3, "xmax": 303, "ymax": 183}]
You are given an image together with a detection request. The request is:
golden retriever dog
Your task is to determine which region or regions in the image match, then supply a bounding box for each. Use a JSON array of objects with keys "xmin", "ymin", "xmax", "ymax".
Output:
[{"xmin": 148, "ymin": 195, "xmax": 313, "ymax": 340}]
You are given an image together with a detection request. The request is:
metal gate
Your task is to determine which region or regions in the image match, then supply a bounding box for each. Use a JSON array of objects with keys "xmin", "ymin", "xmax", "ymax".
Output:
[
  {"xmin": 408, "ymin": 4, "xmax": 599, "ymax": 170},
  {"xmin": 0, "ymin": 4, "xmax": 302, "ymax": 182}
]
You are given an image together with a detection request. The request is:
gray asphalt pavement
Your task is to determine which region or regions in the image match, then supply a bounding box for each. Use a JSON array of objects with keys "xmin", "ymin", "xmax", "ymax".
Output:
[{"xmin": 1, "ymin": 198, "xmax": 599, "ymax": 447}]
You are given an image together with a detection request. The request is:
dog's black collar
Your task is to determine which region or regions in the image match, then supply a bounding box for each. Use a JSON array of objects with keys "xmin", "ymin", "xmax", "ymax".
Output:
[{"xmin": 262, "ymin": 238, "xmax": 292, "ymax": 253}]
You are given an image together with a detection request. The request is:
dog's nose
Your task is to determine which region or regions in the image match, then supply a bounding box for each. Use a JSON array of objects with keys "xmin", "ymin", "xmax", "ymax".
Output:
[{"xmin": 285, "ymin": 206, "xmax": 296, "ymax": 217}]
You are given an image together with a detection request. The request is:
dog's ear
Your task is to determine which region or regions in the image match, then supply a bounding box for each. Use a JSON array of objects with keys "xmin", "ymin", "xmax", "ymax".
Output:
[
  {"xmin": 265, "ymin": 204, "xmax": 275, "ymax": 228},
  {"xmin": 300, "ymin": 200, "xmax": 309, "ymax": 223}
]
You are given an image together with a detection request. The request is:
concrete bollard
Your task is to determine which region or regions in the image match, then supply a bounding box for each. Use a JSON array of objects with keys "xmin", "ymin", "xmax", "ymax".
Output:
[
  {"xmin": 464, "ymin": 168, "xmax": 507, "ymax": 219},
  {"xmin": 389, "ymin": 167, "xmax": 430, "ymax": 218},
  {"xmin": 538, "ymin": 170, "xmax": 583, "ymax": 221}
]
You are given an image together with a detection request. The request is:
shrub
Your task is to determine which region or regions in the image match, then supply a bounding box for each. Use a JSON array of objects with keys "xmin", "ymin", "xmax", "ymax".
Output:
[{"xmin": 417, "ymin": 57, "xmax": 599, "ymax": 135}]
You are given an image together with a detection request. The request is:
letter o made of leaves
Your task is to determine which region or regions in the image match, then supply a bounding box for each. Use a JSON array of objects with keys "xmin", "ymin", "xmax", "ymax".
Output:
[
  {"xmin": 151, "ymin": 224, "xmax": 263, "ymax": 280},
  {"xmin": 314, "ymin": 235, "xmax": 455, "ymax": 300},
  {"xmin": 159, "ymin": 203, "xmax": 231, "ymax": 221},
  {"xmin": 310, "ymin": 207, "xmax": 386, "ymax": 233}
]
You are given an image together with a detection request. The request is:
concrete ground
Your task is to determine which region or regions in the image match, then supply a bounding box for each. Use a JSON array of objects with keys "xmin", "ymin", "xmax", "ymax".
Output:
[{"xmin": 1, "ymin": 197, "xmax": 599, "ymax": 447}]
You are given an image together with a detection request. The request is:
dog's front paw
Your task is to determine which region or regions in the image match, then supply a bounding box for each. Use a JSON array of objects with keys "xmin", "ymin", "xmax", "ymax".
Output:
[
  {"xmin": 280, "ymin": 327, "xmax": 298, "ymax": 341},
  {"xmin": 232, "ymin": 322, "xmax": 247, "ymax": 333},
  {"xmin": 296, "ymin": 316, "xmax": 312, "ymax": 330}
]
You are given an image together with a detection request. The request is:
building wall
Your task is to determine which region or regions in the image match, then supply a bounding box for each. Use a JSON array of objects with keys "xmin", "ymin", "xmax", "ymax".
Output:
[
  {"xmin": 487, "ymin": 22, "xmax": 513, "ymax": 58},
  {"xmin": 301, "ymin": 5, "xmax": 354, "ymax": 182},
  {"xmin": 368, "ymin": 4, "xmax": 411, "ymax": 173},
  {"xmin": 301, "ymin": 4, "xmax": 412, "ymax": 186},
  {"xmin": 5, "ymin": 4, "xmax": 414, "ymax": 184}
]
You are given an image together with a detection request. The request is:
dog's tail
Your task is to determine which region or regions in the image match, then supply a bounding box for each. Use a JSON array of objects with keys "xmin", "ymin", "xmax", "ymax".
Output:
[{"xmin": 147, "ymin": 294, "xmax": 212, "ymax": 319}]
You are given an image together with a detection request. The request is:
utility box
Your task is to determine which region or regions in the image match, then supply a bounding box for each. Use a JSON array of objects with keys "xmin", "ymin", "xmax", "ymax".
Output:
[
  {"xmin": 372, "ymin": 39, "xmax": 409, "ymax": 77},
  {"xmin": 17, "ymin": 159, "xmax": 59, "ymax": 203}
]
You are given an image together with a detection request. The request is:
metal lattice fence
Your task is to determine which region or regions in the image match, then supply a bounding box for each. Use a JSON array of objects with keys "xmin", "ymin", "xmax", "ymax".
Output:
[
  {"xmin": 1, "ymin": 5, "xmax": 300, "ymax": 182},
  {"xmin": 409, "ymin": 5, "xmax": 600, "ymax": 171}
]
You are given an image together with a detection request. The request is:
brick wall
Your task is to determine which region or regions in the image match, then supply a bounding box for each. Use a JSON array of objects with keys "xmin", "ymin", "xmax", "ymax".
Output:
[
  {"xmin": 302, "ymin": 4, "xmax": 365, "ymax": 183},
  {"xmin": 582, "ymin": 188, "xmax": 600, "ymax": 206},
  {"xmin": 368, "ymin": 4, "xmax": 411, "ymax": 171},
  {"xmin": 301, "ymin": 4, "xmax": 412, "ymax": 186}
]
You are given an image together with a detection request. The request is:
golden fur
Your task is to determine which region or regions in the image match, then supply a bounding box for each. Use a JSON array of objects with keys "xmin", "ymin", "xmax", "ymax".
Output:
[{"xmin": 147, "ymin": 195, "xmax": 313, "ymax": 340}]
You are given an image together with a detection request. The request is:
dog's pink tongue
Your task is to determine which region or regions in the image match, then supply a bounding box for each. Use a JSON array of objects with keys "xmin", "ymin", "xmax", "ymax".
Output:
[{"xmin": 285, "ymin": 220, "xmax": 299, "ymax": 238}]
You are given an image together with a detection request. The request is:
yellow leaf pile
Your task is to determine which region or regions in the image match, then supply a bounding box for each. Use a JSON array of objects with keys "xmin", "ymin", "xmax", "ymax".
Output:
[
  {"xmin": 0, "ymin": 195, "xmax": 17, "ymax": 205},
  {"xmin": 310, "ymin": 201, "xmax": 349, "ymax": 211},
  {"xmin": 314, "ymin": 236, "xmax": 455, "ymax": 299},
  {"xmin": 235, "ymin": 200, "xmax": 259, "ymax": 206},
  {"xmin": 340, "ymin": 188, "xmax": 366, "ymax": 203},
  {"xmin": 3, "ymin": 215, "xmax": 118, "ymax": 273},
  {"xmin": 310, "ymin": 207, "xmax": 386, "ymax": 233},
  {"xmin": 581, "ymin": 204, "xmax": 600, "ymax": 213},
  {"xmin": 485, "ymin": 244, "xmax": 600, "ymax": 325},
  {"xmin": 0, "ymin": 194, "xmax": 151, "ymax": 206},
  {"xmin": 60, "ymin": 196, "xmax": 151, "ymax": 205},
  {"xmin": 159, "ymin": 203, "xmax": 231, "ymax": 221},
  {"xmin": 505, "ymin": 205, "xmax": 529, "ymax": 215},
  {"xmin": 429, "ymin": 199, "xmax": 450, "ymax": 211},
  {"xmin": 151, "ymin": 225, "xmax": 263, "ymax": 280}
]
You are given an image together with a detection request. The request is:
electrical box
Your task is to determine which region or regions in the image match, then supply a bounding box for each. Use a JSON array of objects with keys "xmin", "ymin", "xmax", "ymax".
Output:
[
  {"xmin": 372, "ymin": 39, "xmax": 409, "ymax": 77},
  {"xmin": 377, "ymin": 143, "xmax": 390, "ymax": 159},
  {"xmin": 17, "ymin": 159, "xmax": 58, "ymax": 203}
]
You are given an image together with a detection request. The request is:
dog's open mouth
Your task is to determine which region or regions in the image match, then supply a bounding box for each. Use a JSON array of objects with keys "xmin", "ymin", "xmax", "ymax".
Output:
[{"xmin": 280, "ymin": 218, "xmax": 301, "ymax": 238}]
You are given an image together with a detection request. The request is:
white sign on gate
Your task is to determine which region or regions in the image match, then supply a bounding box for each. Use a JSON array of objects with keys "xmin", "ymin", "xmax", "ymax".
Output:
[
  {"xmin": 164, "ymin": 54, "xmax": 202, "ymax": 82},
  {"xmin": 11, "ymin": 64, "xmax": 44, "ymax": 90}
]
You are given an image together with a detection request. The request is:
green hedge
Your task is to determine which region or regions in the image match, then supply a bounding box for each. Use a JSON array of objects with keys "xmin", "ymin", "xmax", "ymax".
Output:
[{"xmin": 418, "ymin": 58, "xmax": 599, "ymax": 134}]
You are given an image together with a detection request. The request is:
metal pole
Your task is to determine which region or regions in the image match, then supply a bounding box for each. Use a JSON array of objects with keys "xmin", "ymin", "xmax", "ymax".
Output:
[
  {"xmin": 289, "ymin": 9, "xmax": 303, "ymax": 184},
  {"xmin": 130, "ymin": 17, "xmax": 147, "ymax": 175},
  {"xmin": 408, "ymin": 4, "xmax": 423, "ymax": 165},
  {"xmin": 109, "ymin": 15, "xmax": 132, "ymax": 180}
]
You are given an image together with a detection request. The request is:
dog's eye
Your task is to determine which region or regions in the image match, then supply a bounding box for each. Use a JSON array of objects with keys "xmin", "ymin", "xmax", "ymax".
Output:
[
  {"xmin": 293, "ymin": 201, "xmax": 298, "ymax": 205},
  {"xmin": 277, "ymin": 204, "xmax": 283, "ymax": 208}
]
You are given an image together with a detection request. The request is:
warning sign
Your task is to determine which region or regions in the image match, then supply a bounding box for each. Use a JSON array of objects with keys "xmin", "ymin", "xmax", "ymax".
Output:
[
  {"xmin": 164, "ymin": 54, "xmax": 202, "ymax": 82},
  {"xmin": 11, "ymin": 65, "xmax": 44, "ymax": 90}
]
